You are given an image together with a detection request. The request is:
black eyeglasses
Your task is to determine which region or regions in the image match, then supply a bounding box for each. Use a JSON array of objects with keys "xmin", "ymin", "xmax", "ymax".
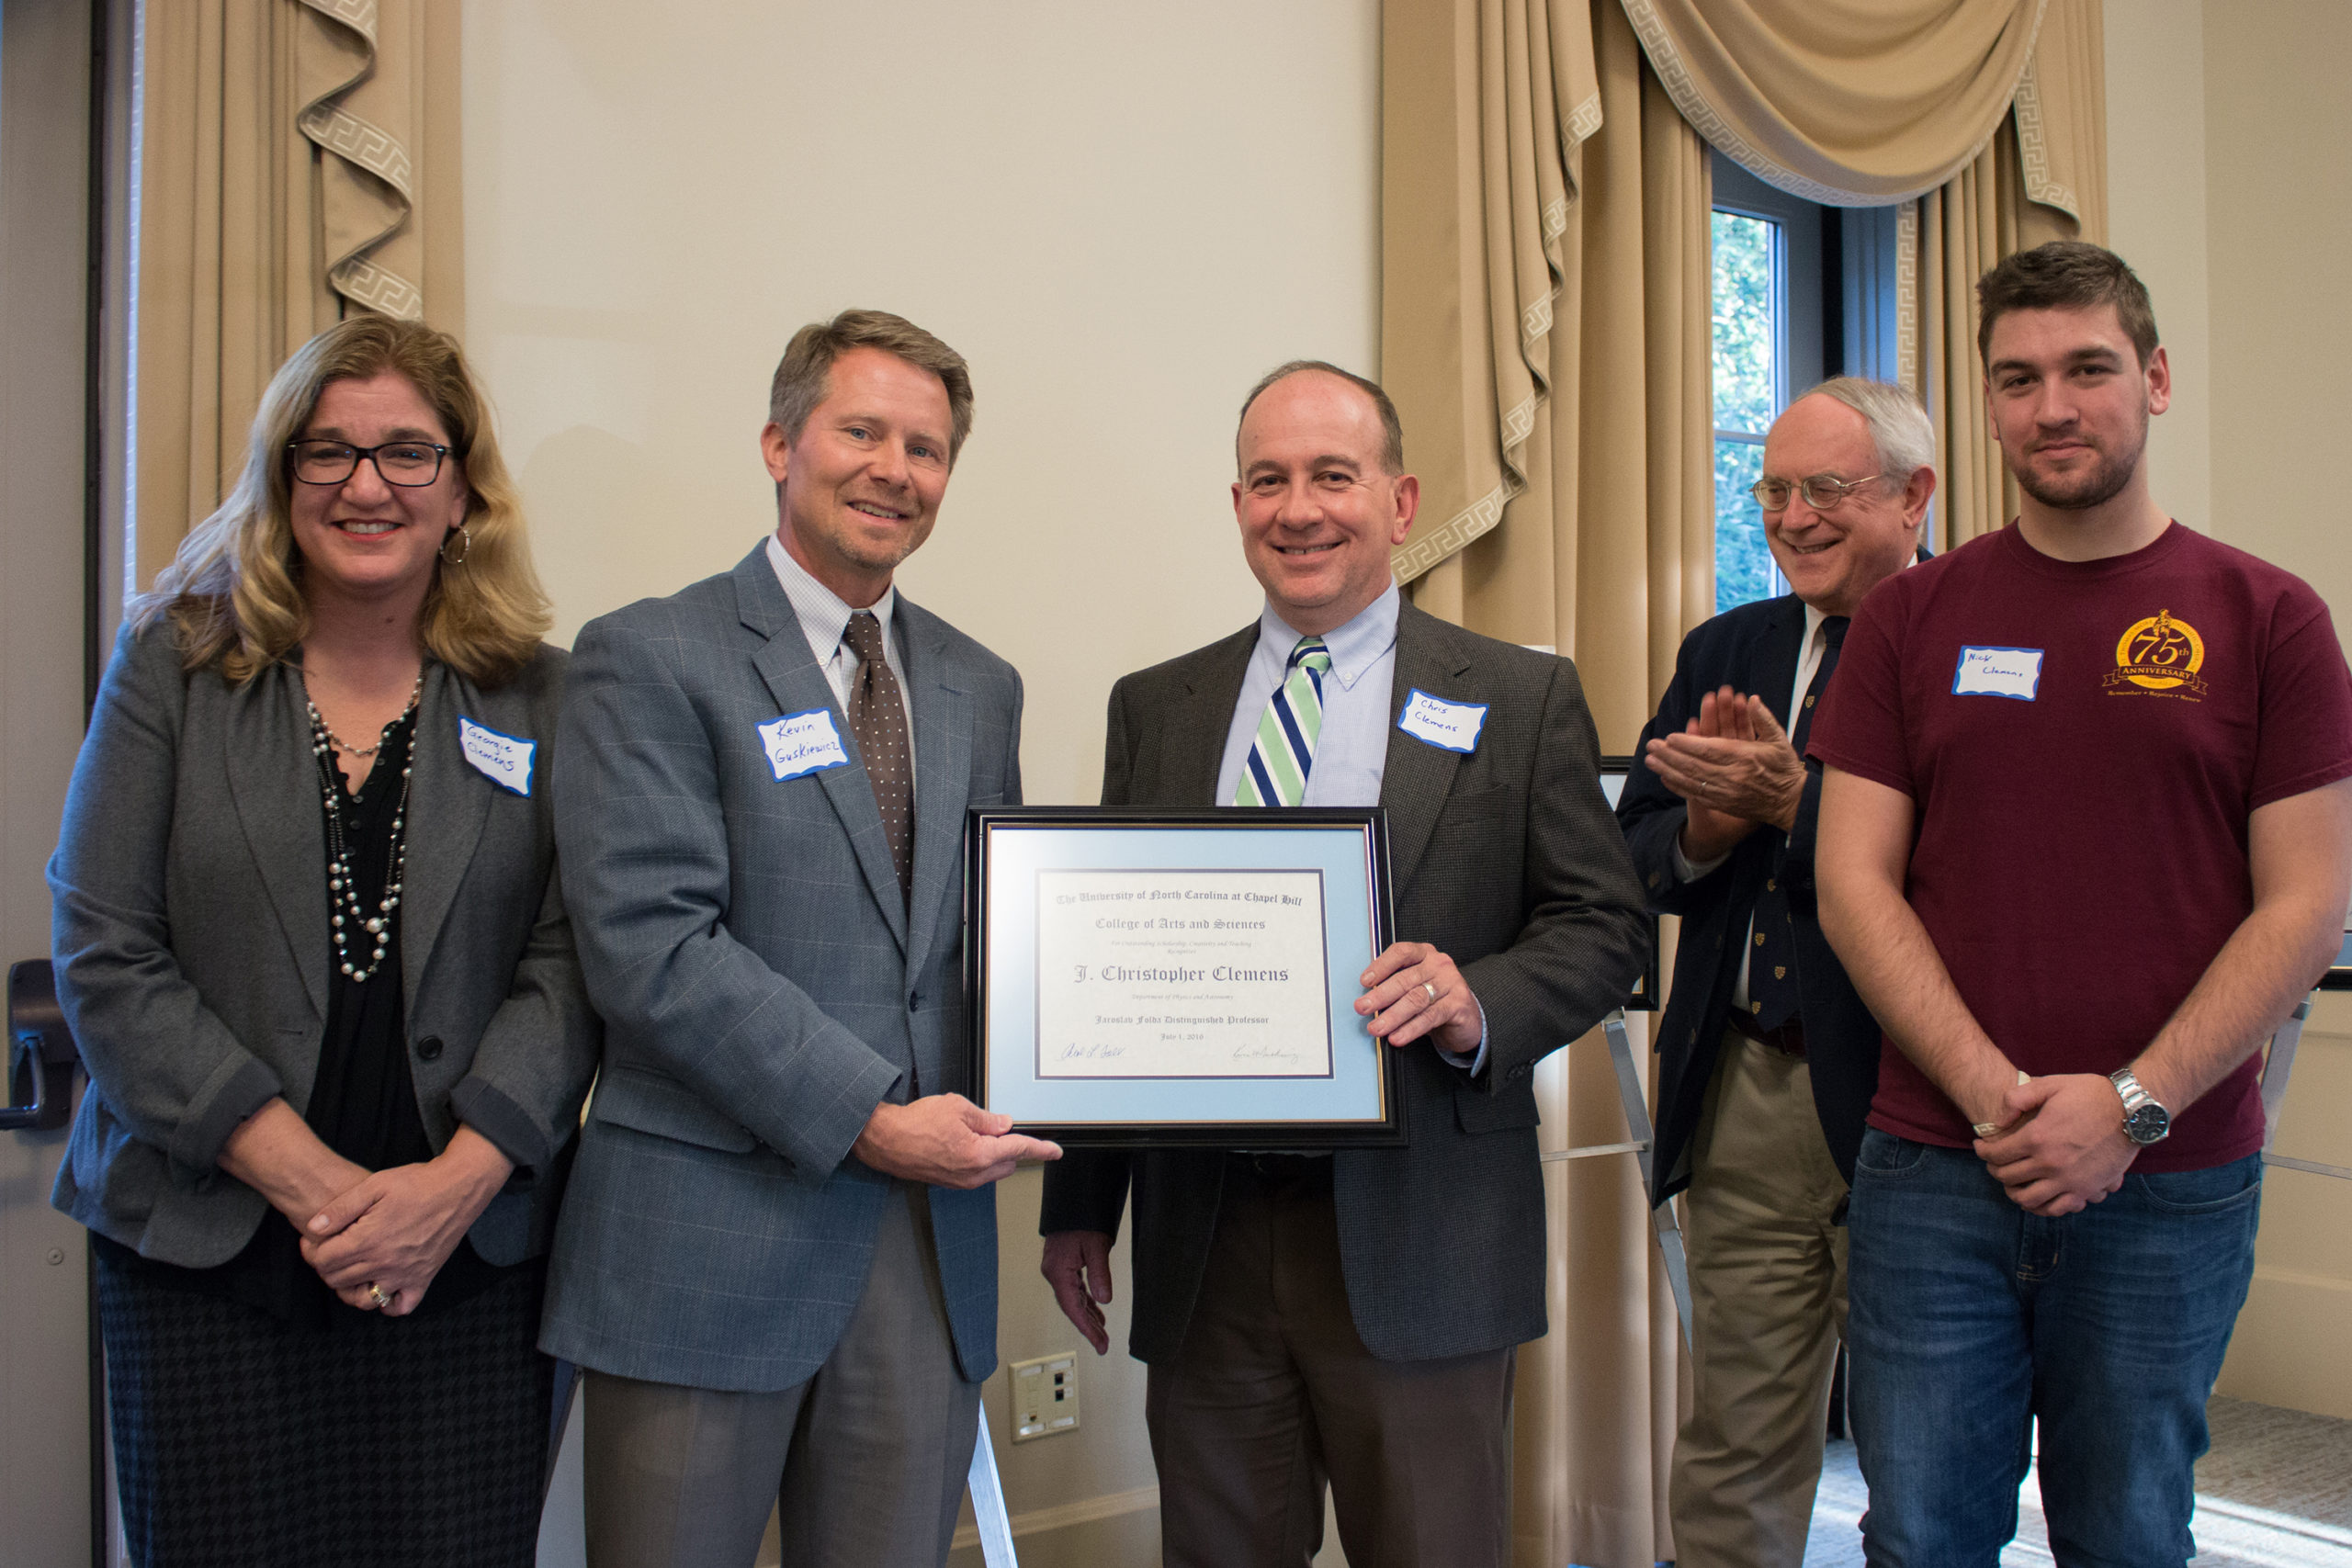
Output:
[
  {"xmin": 1747, "ymin": 472, "xmax": 1884, "ymax": 513},
  {"xmin": 287, "ymin": 440, "xmax": 451, "ymax": 488}
]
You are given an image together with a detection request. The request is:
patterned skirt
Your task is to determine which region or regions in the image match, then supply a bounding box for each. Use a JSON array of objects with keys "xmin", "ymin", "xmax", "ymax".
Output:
[{"xmin": 96, "ymin": 1253, "xmax": 554, "ymax": 1568}]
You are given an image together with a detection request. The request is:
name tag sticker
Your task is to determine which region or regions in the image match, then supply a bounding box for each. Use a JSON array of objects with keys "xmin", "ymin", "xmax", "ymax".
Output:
[
  {"xmin": 1396, "ymin": 689, "xmax": 1489, "ymax": 753},
  {"xmin": 758, "ymin": 708, "xmax": 850, "ymax": 781},
  {"xmin": 458, "ymin": 716, "xmax": 536, "ymax": 795},
  {"xmin": 1952, "ymin": 646, "xmax": 2045, "ymax": 701}
]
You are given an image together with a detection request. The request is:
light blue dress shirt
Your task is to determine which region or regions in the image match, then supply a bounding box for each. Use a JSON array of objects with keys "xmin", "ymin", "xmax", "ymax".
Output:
[
  {"xmin": 1213, "ymin": 584, "xmax": 1486, "ymax": 1071},
  {"xmin": 766, "ymin": 532, "xmax": 914, "ymax": 790}
]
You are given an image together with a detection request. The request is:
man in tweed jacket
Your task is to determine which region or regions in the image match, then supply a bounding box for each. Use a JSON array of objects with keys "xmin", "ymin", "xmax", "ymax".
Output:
[
  {"xmin": 1038, "ymin": 362, "xmax": 1648, "ymax": 1567},
  {"xmin": 541, "ymin": 311, "xmax": 1056, "ymax": 1568}
]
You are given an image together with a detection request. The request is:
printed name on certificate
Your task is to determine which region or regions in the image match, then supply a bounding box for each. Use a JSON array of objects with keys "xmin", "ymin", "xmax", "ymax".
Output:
[{"xmin": 1035, "ymin": 868, "xmax": 1335, "ymax": 1079}]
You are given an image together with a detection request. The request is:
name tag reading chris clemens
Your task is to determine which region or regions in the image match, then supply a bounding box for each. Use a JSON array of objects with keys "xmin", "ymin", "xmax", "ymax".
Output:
[
  {"xmin": 458, "ymin": 716, "xmax": 536, "ymax": 795},
  {"xmin": 1396, "ymin": 689, "xmax": 1489, "ymax": 753},
  {"xmin": 1952, "ymin": 646, "xmax": 2045, "ymax": 701},
  {"xmin": 758, "ymin": 708, "xmax": 851, "ymax": 781}
]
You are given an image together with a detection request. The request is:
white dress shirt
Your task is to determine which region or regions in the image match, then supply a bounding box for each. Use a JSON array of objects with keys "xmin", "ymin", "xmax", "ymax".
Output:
[
  {"xmin": 1214, "ymin": 584, "xmax": 1486, "ymax": 1072},
  {"xmin": 766, "ymin": 533, "xmax": 914, "ymax": 788}
]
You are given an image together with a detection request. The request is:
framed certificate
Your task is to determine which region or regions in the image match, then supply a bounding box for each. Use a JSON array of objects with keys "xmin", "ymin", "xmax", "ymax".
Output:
[{"xmin": 965, "ymin": 807, "xmax": 1404, "ymax": 1145}]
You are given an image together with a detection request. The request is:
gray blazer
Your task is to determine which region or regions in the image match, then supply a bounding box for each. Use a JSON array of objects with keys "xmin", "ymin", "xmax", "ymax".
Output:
[
  {"xmin": 48, "ymin": 625, "xmax": 599, "ymax": 1269},
  {"xmin": 538, "ymin": 544, "xmax": 1023, "ymax": 1393},
  {"xmin": 1039, "ymin": 602, "xmax": 1649, "ymax": 1362}
]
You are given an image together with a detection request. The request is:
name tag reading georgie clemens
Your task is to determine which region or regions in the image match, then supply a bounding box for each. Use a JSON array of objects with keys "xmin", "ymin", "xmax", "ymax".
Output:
[
  {"xmin": 1952, "ymin": 646, "xmax": 2045, "ymax": 701},
  {"xmin": 458, "ymin": 716, "xmax": 535, "ymax": 795},
  {"xmin": 1396, "ymin": 689, "xmax": 1488, "ymax": 753},
  {"xmin": 758, "ymin": 708, "xmax": 851, "ymax": 781}
]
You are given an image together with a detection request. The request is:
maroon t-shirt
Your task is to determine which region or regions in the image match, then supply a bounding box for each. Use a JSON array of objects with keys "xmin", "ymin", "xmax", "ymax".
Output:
[{"xmin": 1809, "ymin": 521, "xmax": 2352, "ymax": 1170}]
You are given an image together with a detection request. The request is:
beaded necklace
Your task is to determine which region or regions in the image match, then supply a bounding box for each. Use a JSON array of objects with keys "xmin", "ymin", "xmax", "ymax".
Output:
[{"xmin": 304, "ymin": 671, "xmax": 424, "ymax": 984}]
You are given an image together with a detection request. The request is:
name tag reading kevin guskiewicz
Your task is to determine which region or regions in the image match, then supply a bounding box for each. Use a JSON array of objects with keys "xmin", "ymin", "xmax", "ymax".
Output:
[
  {"xmin": 1034, "ymin": 869, "xmax": 1334, "ymax": 1080},
  {"xmin": 758, "ymin": 708, "xmax": 851, "ymax": 781}
]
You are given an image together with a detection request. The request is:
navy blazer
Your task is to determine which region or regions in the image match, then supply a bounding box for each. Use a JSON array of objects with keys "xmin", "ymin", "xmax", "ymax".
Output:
[
  {"xmin": 1616, "ymin": 592, "xmax": 1882, "ymax": 1200},
  {"xmin": 1041, "ymin": 603, "xmax": 1649, "ymax": 1364},
  {"xmin": 539, "ymin": 545, "xmax": 1023, "ymax": 1392}
]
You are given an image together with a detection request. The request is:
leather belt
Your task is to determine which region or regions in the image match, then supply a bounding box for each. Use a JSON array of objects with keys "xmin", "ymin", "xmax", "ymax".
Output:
[{"xmin": 1727, "ymin": 1010, "xmax": 1807, "ymax": 1059}]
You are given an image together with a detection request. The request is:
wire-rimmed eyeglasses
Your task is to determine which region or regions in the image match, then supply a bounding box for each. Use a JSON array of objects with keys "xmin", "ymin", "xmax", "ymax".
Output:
[
  {"xmin": 1747, "ymin": 472, "xmax": 1883, "ymax": 513},
  {"xmin": 287, "ymin": 440, "xmax": 451, "ymax": 488}
]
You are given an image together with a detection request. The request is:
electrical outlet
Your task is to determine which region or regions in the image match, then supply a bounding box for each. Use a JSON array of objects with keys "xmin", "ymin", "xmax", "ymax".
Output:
[{"xmin": 1010, "ymin": 1351, "xmax": 1080, "ymax": 1441}]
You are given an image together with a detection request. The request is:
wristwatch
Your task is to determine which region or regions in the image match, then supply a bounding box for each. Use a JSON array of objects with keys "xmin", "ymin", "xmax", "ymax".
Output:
[{"xmin": 2109, "ymin": 1067, "xmax": 2171, "ymax": 1145}]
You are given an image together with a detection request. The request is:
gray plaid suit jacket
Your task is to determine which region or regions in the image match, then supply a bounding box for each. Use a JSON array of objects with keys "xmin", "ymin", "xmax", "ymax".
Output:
[
  {"xmin": 539, "ymin": 544, "xmax": 1023, "ymax": 1392},
  {"xmin": 1039, "ymin": 602, "xmax": 1648, "ymax": 1362}
]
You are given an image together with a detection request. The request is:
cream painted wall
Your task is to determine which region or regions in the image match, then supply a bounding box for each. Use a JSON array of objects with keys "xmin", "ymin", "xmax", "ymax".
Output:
[
  {"xmin": 462, "ymin": 3, "xmax": 1380, "ymax": 1559},
  {"xmin": 2108, "ymin": 0, "xmax": 2352, "ymax": 1422}
]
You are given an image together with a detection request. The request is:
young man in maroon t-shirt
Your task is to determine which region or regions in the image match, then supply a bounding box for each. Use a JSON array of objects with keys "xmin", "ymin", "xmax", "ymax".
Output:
[{"xmin": 1810, "ymin": 243, "xmax": 2352, "ymax": 1563}]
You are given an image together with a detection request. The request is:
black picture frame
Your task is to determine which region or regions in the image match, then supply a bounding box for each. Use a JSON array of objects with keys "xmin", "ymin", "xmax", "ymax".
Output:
[
  {"xmin": 965, "ymin": 806, "xmax": 1405, "ymax": 1146},
  {"xmin": 1599, "ymin": 756, "xmax": 1662, "ymax": 1012}
]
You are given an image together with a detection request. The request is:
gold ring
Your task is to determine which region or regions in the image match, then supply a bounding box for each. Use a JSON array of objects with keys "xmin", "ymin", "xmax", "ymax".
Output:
[
  {"xmin": 1420, "ymin": 981, "xmax": 1439, "ymax": 1004},
  {"xmin": 368, "ymin": 1284, "xmax": 392, "ymax": 1310}
]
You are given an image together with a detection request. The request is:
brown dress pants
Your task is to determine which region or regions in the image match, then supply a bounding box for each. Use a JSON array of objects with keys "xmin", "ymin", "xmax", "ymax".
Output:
[
  {"xmin": 1146, "ymin": 1155, "xmax": 1517, "ymax": 1568},
  {"xmin": 1668, "ymin": 1032, "xmax": 1850, "ymax": 1568}
]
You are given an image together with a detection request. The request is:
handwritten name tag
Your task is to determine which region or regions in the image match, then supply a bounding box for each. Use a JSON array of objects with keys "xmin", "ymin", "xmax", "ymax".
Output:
[
  {"xmin": 758, "ymin": 708, "xmax": 851, "ymax": 781},
  {"xmin": 1952, "ymin": 646, "xmax": 2044, "ymax": 701},
  {"xmin": 458, "ymin": 716, "xmax": 536, "ymax": 795},
  {"xmin": 1396, "ymin": 689, "xmax": 1489, "ymax": 753}
]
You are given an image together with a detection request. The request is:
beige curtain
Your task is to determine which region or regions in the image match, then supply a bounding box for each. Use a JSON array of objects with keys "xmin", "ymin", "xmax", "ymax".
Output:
[
  {"xmin": 1620, "ymin": 0, "xmax": 2045, "ymax": 205},
  {"xmin": 1384, "ymin": 3, "xmax": 1711, "ymax": 1562},
  {"xmin": 134, "ymin": 0, "xmax": 462, "ymax": 587},
  {"xmin": 1907, "ymin": 0, "xmax": 2108, "ymax": 548},
  {"xmin": 1382, "ymin": 0, "xmax": 2104, "ymax": 1561}
]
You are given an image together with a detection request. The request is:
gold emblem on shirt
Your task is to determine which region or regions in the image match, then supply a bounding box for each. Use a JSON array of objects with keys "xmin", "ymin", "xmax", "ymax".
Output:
[{"xmin": 2106, "ymin": 609, "xmax": 2208, "ymax": 700}]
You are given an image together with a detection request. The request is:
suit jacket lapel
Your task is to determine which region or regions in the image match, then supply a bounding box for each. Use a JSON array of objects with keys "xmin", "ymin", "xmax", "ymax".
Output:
[
  {"xmin": 737, "ymin": 550, "xmax": 910, "ymax": 953},
  {"xmin": 1755, "ymin": 594, "xmax": 1807, "ymax": 729},
  {"xmin": 1381, "ymin": 604, "xmax": 1475, "ymax": 894},
  {"xmin": 224, "ymin": 666, "xmax": 329, "ymax": 1019},
  {"xmin": 1177, "ymin": 626, "xmax": 1258, "ymax": 806},
  {"xmin": 400, "ymin": 664, "xmax": 497, "ymax": 1010},
  {"xmin": 899, "ymin": 599, "xmax": 970, "ymax": 979}
]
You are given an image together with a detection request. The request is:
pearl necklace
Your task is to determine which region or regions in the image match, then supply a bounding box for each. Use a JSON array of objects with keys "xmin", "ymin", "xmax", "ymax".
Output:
[{"xmin": 305, "ymin": 673, "xmax": 424, "ymax": 984}]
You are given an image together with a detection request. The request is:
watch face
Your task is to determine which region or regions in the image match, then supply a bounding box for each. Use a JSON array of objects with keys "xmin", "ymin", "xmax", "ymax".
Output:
[{"xmin": 2124, "ymin": 1101, "xmax": 2171, "ymax": 1145}]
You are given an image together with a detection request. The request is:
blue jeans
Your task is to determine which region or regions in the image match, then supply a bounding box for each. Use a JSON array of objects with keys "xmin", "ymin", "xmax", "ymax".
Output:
[{"xmin": 1846, "ymin": 1130, "xmax": 2261, "ymax": 1567}]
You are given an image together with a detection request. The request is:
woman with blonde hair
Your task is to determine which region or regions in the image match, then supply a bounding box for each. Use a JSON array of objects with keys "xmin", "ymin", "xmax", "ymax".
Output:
[{"xmin": 49, "ymin": 312, "xmax": 598, "ymax": 1566}]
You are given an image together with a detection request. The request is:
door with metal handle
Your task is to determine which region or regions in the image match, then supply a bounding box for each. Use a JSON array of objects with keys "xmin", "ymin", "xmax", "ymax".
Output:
[{"xmin": 6, "ymin": 959, "xmax": 80, "ymax": 1132}]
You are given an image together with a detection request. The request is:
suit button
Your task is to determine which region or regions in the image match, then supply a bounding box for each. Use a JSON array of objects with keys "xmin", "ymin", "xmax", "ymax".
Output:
[
  {"xmin": 909, "ymin": 991, "xmax": 922, "ymax": 1010},
  {"xmin": 415, "ymin": 1036, "xmax": 444, "ymax": 1062}
]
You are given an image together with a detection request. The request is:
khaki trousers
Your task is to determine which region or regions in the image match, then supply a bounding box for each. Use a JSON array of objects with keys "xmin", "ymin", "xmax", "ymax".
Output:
[
  {"xmin": 1146, "ymin": 1156, "xmax": 1516, "ymax": 1568},
  {"xmin": 1668, "ymin": 1032, "xmax": 1850, "ymax": 1568},
  {"xmin": 580, "ymin": 1182, "xmax": 978, "ymax": 1568}
]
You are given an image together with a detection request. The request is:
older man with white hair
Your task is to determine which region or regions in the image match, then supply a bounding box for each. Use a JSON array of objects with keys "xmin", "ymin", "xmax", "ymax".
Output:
[{"xmin": 1616, "ymin": 378, "xmax": 1935, "ymax": 1567}]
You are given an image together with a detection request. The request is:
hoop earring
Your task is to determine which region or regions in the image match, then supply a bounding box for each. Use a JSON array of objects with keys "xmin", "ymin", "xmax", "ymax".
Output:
[{"xmin": 440, "ymin": 525, "xmax": 471, "ymax": 567}]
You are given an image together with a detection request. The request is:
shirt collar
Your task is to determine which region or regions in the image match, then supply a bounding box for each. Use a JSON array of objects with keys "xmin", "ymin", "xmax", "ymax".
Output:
[
  {"xmin": 1260, "ymin": 581, "xmax": 1400, "ymax": 691},
  {"xmin": 765, "ymin": 532, "xmax": 896, "ymax": 661}
]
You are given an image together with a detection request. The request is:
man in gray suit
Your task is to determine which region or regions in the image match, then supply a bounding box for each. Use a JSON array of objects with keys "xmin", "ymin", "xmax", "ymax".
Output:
[
  {"xmin": 542, "ymin": 310, "xmax": 1058, "ymax": 1568},
  {"xmin": 1039, "ymin": 362, "xmax": 1648, "ymax": 1567}
]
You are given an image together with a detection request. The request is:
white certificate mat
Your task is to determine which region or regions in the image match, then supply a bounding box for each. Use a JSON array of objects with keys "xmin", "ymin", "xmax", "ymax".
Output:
[{"xmin": 1035, "ymin": 869, "xmax": 1332, "ymax": 1079}]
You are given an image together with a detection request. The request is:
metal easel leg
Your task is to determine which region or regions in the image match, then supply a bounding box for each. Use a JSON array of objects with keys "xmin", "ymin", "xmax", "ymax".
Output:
[
  {"xmin": 968, "ymin": 1403, "xmax": 1019, "ymax": 1567},
  {"xmin": 1602, "ymin": 1012, "xmax": 1695, "ymax": 1349}
]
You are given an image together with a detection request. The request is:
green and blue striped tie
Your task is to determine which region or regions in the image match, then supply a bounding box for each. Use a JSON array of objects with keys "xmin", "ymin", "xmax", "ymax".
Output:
[{"xmin": 1234, "ymin": 637, "xmax": 1332, "ymax": 807}]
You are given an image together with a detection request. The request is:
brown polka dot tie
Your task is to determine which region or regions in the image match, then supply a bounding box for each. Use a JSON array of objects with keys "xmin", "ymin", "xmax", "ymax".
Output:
[{"xmin": 842, "ymin": 611, "xmax": 912, "ymax": 905}]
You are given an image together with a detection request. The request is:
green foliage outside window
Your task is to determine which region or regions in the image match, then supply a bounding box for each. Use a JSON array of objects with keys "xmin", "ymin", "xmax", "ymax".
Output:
[{"xmin": 1712, "ymin": 210, "xmax": 1780, "ymax": 614}]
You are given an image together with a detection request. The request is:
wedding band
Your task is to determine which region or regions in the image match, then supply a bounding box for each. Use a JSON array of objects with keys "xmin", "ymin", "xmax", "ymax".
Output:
[
  {"xmin": 368, "ymin": 1284, "xmax": 392, "ymax": 1310},
  {"xmin": 1420, "ymin": 981, "xmax": 1439, "ymax": 1004}
]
